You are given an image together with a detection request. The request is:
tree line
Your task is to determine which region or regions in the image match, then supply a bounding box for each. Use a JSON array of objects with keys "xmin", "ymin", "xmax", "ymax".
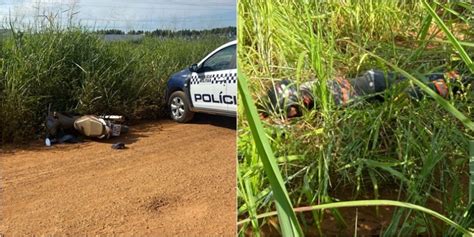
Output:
[{"xmin": 95, "ymin": 27, "xmax": 236, "ymax": 38}]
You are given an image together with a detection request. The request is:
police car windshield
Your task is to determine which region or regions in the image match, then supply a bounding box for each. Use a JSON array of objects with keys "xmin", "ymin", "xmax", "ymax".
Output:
[{"xmin": 201, "ymin": 45, "xmax": 236, "ymax": 72}]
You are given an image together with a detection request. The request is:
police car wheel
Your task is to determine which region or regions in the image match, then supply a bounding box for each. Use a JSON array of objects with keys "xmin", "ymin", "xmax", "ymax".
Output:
[{"xmin": 169, "ymin": 91, "xmax": 194, "ymax": 123}]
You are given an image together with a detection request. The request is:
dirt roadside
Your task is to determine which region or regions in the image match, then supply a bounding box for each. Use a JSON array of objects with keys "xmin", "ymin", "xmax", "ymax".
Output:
[{"xmin": 0, "ymin": 115, "xmax": 236, "ymax": 236}]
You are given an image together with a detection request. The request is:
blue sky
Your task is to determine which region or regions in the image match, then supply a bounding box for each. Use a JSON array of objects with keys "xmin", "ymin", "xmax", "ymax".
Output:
[{"xmin": 0, "ymin": 0, "xmax": 236, "ymax": 31}]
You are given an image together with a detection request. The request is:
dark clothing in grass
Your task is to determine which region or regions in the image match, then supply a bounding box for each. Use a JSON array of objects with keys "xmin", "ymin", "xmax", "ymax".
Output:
[
  {"xmin": 268, "ymin": 69, "xmax": 471, "ymax": 117},
  {"xmin": 300, "ymin": 69, "xmax": 459, "ymax": 106}
]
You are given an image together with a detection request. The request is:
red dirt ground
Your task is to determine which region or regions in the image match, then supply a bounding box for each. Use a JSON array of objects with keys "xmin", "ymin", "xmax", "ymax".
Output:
[{"xmin": 0, "ymin": 115, "xmax": 236, "ymax": 236}]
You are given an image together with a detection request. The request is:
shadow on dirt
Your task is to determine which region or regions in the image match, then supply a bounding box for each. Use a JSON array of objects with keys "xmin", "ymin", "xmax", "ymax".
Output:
[
  {"xmin": 0, "ymin": 121, "xmax": 161, "ymax": 155},
  {"xmin": 0, "ymin": 116, "xmax": 234, "ymax": 155},
  {"xmin": 96, "ymin": 121, "xmax": 159, "ymax": 145},
  {"xmin": 190, "ymin": 114, "xmax": 236, "ymax": 130}
]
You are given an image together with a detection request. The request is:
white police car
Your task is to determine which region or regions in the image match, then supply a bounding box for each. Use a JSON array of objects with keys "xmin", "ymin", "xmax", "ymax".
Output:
[{"xmin": 166, "ymin": 40, "xmax": 237, "ymax": 122}]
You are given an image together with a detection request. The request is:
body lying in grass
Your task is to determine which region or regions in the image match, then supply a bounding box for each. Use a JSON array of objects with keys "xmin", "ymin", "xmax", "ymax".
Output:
[{"xmin": 266, "ymin": 69, "xmax": 472, "ymax": 118}]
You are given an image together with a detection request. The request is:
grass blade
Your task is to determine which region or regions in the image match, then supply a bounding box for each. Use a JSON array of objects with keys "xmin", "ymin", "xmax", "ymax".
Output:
[
  {"xmin": 237, "ymin": 200, "xmax": 474, "ymax": 236},
  {"xmin": 422, "ymin": 0, "xmax": 474, "ymax": 73},
  {"xmin": 238, "ymin": 69, "xmax": 303, "ymax": 236},
  {"xmin": 343, "ymin": 40, "xmax": 474, "ymax": 132},
  {"xmin": 470, "ymin": 140, "xmax": 474, "ymax": 204}
]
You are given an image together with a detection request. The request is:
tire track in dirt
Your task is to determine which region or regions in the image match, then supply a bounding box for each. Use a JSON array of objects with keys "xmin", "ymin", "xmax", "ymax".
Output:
[{"xmin": 0, "ymin": 115, "xmax": 236, "ymax": 236}]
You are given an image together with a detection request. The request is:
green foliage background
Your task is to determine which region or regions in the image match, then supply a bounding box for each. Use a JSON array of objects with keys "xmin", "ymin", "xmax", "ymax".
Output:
[
  {"xmin": 237, "ymin": 0, "xmax": 473, "ymax": 235},
  {"xmin": 0, "ymin": 27, "xmax": 228, "ymax": 143}
]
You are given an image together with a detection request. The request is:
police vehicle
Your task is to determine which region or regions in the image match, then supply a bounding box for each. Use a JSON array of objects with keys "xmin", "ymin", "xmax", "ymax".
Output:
[{"xmin": 166, "ymin": 40, "xmax": 237, "ymax": 122}]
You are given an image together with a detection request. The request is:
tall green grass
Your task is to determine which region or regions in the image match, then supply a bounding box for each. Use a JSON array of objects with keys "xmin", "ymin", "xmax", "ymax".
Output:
[
  {"xmin": 238, "ymin": 0, "xmax": 473, "ymax": 235},
  {"xmin": 238, "ymin": 71, "xmax": 303, "ymax": 236},
  {"xmin": 0, "ymin": 24, "xmax": 228, "ymax": 143}
]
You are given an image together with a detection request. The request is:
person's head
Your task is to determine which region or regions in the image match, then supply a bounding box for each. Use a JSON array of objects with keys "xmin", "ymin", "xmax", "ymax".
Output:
[
  {"xmin": 267, "ymin": 79, "xmax": 301, "ymax": 117},
  {"xmin": 45, "ymin": 114, "xmax": 60, "ymax": 139}
]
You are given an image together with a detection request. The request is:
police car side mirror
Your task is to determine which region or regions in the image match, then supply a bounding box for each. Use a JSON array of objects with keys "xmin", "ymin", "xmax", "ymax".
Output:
[{"xmin": 189, "ymin": 64, "xmax": 199, "ymax": 72}]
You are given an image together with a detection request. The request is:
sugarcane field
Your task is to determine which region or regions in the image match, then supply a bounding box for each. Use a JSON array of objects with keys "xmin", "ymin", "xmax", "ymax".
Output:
[{"xmin": 237, "ymin": 1, "xmax": 474, "ymax": 236}]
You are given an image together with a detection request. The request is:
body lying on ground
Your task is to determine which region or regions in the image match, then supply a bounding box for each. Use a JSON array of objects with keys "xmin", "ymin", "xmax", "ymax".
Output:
[{"xmin": 266, "ymin": 69, "xmax": 472, "ymax": 117}]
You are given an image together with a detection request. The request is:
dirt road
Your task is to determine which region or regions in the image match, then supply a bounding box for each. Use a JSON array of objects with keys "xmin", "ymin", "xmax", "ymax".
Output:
[{"xmin": 0, "ymin": 115, "xmax": 236, "ymax": 236}]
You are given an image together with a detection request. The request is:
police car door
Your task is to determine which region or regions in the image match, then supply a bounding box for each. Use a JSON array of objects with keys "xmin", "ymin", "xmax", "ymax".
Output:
[
  {"xmin": 226, "ymin": 47, "xmax": 237, "ymax": 113},
  {"xmin": 190, "ymin": 44, "xmax": 236, "ymax": 112}
]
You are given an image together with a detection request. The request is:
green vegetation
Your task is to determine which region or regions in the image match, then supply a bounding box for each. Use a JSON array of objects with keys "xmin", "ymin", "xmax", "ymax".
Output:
[
  {"xmin": 97, "ymin": 26, "xmax": 236, "ymax": 38},
  {"xmin": 0, "ymin": 25, "xmax": 228, "ymax": 143},
  {"xmin": 238, "ymin": 0, "xmax": 473, "ymax": 236}
]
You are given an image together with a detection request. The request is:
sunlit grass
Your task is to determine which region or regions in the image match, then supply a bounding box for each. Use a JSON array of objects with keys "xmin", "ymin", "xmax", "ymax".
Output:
[
  {"xmin": 238, "ymin": 0, "xmax": 473, "ymax": 235},
  {"xmin": 0, "ymin": 23, "xmax": 228, "ymax": 143}
]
